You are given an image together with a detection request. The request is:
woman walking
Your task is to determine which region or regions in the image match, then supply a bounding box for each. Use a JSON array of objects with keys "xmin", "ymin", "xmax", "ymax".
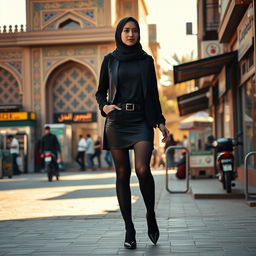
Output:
[{"xmin": 95, "ymin": 17, "xmax": 169, "ymax": 249}]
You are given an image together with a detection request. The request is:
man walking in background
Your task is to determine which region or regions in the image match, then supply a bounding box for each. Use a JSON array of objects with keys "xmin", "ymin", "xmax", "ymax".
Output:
[
  {"xmin": 40, "ymin": 126, "xmax": 61, "ymax": 178},
  {"xmin": 85, "ymin": 134, "xmax": 94, "ymax": 170},
  {"xmin": 7, "ymin": 135, "xmax": 21, "ymax": 175},
  {"xmin": 91, "ymin": 136, "xmax": 102, "ymax": 169},
  {"xmin": 75, "ymin": 134, "xmax": 87, "ymax": 171}
]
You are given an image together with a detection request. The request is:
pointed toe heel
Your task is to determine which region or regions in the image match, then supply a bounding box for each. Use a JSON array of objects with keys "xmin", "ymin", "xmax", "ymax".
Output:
[
  {"xmin": 148, "ymin": 230, "xmax": 159, "ymax": 245},
  {"xmin": 146, "ymin": 213, "xmax": 160, "ymax": 245}
]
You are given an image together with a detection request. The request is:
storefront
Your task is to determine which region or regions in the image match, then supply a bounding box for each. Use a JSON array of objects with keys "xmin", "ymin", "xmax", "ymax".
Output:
[
  {"xmin": 52, "ymin": 111, "xmax": 98, "ymax": 164},
  {"xmin": 236, "ymin": 4, "xmax": 256, "ymax": 184},
  {"xmin": 174, "ymin": 51, "xmax": 237, "ymax": 140},
  {"xmin": 0, "ymin": 112, "xmax": 36, "ymax": 173},
  {"xmin": 174, "ymin": 51, "xmax": 238, "ymax": 178}
]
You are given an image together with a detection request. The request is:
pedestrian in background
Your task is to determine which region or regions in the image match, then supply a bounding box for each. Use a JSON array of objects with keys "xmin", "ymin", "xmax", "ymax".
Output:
[
  {"xmin": 85, "ymin": 134, "xmax": 94, "ymax": 170},
  {"xmin": 150, "ymin": 148, "xmax": 158, "ymax": 169},
  {"xmin": 164, "ymin": 134, "xmax": 177, "ymax": 168},
  {"xmin": 91, "ymin": 136, "xmax": 102, "ymax": 169},
  {"xmin": 75, "ymin": 134, "xmax": 87, "ymax": 171},
  {"xmin": 104, "ymin": 150, "xmax": 113, "ymax": 168},
  {"xmin": 182, "ymin": 134, "xmax": 189, "ymax": 150},
  {"xmin": 7, "ymin": 135, "xmax": 21, "ymax": 175},
  {"xmin": 95, "ymin": 17, "xmax": 169, "ymax": 249},
  {"xmin": 40, "ymin": 126, "xmax": 61, "ymax": 178}
]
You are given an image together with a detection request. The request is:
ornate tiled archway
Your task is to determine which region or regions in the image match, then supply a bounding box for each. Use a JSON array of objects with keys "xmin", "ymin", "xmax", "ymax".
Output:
[
  {"xmin": 0, "ymin": 67, "xmax": 22, "ymax": 105},
  {"xmin": 46, "ymin": 61, "xmax": 97, "ymax": 122}
]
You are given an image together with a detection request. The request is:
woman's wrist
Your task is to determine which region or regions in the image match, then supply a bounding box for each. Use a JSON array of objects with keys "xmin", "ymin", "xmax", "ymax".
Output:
[
  {"xmin": 103, "ymin": 105, "xmax": 108, "ymax": 113},
  {"xmin": 158, "ymin": 123, "xmax": 165, "ymax": 129}
]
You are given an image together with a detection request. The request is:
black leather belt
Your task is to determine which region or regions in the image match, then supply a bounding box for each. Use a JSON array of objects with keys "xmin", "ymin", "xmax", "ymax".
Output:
[{"xmin": 117, "ymin": 103, "xmax": 143, "ymax": 112}]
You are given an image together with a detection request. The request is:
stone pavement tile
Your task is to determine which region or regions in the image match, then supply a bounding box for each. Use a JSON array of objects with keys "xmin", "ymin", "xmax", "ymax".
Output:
[
  {"xmin": 3, "ymin": 249, "xmax": 36, "ymax": 255},
  {"xmin": 117, "ymin": 251, "xmax": 145, "ymax": 255},
  {"xmin": 171, "ymin": 244, "xmax": 224, "ymax": 253},
  {"xmin": 223, "ymin": 253, "xmax": 256, "ymax": 256},
  {"xmin": 170, "ymin": 240, "xmax": 195, "ymax": 246},
  {"xmin": 28, "ymin": 254, "xmax": 62, "ymax": 256},
  {"xmin": 90, "ymin": 248, "xmax": 120, "ymax": 255},
  {"xmin": 58, "ymin": 246, "xmax": 96, "ymax": 255},
  {"xmin": 195, "ymin": 241, "xmax": 222, "ymax": 248},
  {"xmin": 199, "ymin": 252, "xmax": 224, "ymax": 256},
  {"xmin": 244, "ymin": 242, "xmax": 256, "ymax": 249},
  {"xmin": 117, "ymin": 245, "xmax": 171, "ymax": 255},
  {"xmin": 222, "ymin": 244, "xmax": 250, "ymax": 252}
]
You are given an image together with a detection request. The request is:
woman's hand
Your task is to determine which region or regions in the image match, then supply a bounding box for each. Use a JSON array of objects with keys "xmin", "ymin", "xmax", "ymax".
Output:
[
  {"xmin": 103, "ymin": 104, "xmax": 121, "ymax": 115},
  {"xmin": 158, "ymin": 123, "xmax": 170, "ymax": 143}
]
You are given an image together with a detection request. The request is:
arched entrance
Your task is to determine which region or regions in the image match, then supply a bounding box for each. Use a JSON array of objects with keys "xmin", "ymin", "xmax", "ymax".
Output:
[{"xmin": 46, "ymin": 61, "xmax": 98, "ymax": 161}]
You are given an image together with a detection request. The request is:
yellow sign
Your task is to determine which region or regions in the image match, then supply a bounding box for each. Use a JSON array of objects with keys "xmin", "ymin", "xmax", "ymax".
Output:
[{"xmin": 0, "ymin": 112, "xmax": 30, "ymax": 121}]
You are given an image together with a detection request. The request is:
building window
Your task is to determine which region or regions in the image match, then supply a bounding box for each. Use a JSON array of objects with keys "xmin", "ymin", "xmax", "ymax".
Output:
[
  {"xmin": 205, "ymin": 0, "xmax": 219, "ymax": 31},
  {"xmin": 59, "ymin": 19, "xmax": 80, "ymax": 28}
]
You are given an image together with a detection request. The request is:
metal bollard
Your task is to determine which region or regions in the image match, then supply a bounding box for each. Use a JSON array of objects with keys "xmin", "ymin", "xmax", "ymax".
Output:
[
  {"xmin": 165, "ymin": 146, "xmax": 190, "ymax": 193},
  {"xmin": 244, "ymin": 152, "xmax": 256, "ymax": 201}
]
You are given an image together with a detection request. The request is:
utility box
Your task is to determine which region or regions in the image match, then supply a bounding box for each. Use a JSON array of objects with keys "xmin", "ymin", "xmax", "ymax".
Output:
[{"xmin": 190, "ymin": 151, "xmax": 215, "ymax": 178}]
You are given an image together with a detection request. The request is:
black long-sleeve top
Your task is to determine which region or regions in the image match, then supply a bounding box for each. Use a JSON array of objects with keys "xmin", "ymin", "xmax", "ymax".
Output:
[{"xmin": 95, "ymin": 54, "xmax": 166, "ymax": 127}]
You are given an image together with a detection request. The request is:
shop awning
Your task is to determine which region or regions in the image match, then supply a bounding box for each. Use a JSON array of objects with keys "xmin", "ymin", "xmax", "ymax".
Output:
[
  {"xmin": 179, "ymin": 111, "xmax": 213, "ymax": 130},
  {"xmin": 174, "ymin": 51, "xmax": 237, "ymax": 84},
  {"xmin": 177, "ymin": 86, "xmax": 209, "ymax": 116}
]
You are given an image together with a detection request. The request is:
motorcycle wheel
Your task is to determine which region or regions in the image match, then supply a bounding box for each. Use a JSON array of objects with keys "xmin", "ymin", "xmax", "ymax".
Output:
[
  {"xmin": 46, "ymin": 165, "xmax": 53, "ymax": 182},
  {"xmin": 222, "ymin": 174, "xmax": 226, "ymax": 190},
  {"xmin": 225, "ymin": 172, "xmax": 232, "ymax": 193}
]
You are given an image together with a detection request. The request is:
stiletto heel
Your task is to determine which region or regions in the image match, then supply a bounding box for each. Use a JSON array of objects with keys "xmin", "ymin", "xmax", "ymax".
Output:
[
  {"xmin": 124, "ymin": 229, "xmax": 136, "ymax": 249},
  {"xmin": 146, "ymin": 213, "xmax": 159, "ymax": 245}
]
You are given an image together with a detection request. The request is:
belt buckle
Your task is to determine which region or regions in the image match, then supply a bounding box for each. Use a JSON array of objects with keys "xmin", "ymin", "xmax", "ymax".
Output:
[{"xmin": 126, "ymin": 103, "xmax": 134, "ymax": 111}]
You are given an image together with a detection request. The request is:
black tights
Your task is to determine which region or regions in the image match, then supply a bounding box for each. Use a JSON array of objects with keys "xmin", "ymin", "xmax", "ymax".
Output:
[{"xmin": 111, "ymin": 141, "xmax": 155, "ymax": 231}]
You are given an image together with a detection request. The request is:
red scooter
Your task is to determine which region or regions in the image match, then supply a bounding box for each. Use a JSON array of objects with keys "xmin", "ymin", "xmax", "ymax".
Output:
[{"xmin": 43, "ymin": 151, "xmax": 59, "ymax": 182}]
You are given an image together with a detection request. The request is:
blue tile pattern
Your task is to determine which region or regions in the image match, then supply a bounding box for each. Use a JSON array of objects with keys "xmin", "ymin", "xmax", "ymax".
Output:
[
  {"xmin": 0, "ymin": 67, "xmax": 21, "ymax": 105},
  {"xmin": 52, "ymin": 65, "xmax": 96, "ymax": 113}
]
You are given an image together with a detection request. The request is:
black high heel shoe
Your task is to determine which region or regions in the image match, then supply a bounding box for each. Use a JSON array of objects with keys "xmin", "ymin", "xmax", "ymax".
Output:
[
  {"xmin": 124, "ymin": 229, "xmax": 136, "ymax": 249},
  {"xmin": 146, "ymin": 213, "xmax": 159, "ymax": 245}
]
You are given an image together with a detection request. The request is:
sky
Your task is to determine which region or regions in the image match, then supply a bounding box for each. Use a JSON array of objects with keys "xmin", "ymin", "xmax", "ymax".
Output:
[{"xmin": 0, "ymin": 0, "xmax": 197, "ymax": 68}]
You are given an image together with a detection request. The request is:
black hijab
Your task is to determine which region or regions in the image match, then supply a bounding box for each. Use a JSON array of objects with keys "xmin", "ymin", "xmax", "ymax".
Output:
[{"xmin": 111, "ymin": 17, "xmax": 147, "ymax": 61}]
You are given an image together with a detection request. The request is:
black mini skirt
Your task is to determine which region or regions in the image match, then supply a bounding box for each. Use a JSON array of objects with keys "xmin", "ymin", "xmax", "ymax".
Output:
[{"xmin": 103, "ymin": 109, "xmax": 154, "ymax": 150}]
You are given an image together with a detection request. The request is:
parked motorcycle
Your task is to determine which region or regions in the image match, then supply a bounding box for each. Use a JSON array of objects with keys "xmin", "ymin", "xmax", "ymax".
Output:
[
  {"xmin": 212, "ymin": 135, "xmax": 242, "ymax": 193},
  {"xmin": 43, "ymin": 151, "xmax": 59, "ymax": 182}
]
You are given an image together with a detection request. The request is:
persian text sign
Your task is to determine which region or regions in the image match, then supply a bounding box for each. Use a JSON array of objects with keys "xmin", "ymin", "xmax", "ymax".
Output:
[{"xmin": 54, "ymin": 112, "xmax": 97, "ymax": 123}]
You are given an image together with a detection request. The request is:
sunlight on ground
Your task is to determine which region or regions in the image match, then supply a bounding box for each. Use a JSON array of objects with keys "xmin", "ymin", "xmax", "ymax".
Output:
[{"xmin": 0, "ymin": 169, "xmax": 166, "ymax": 221}]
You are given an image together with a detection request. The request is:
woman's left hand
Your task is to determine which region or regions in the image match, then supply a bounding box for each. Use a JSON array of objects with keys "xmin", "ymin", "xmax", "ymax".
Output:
[{"xmin": 158, "ymin": 124, "xmax": 170, "ymax": 143}]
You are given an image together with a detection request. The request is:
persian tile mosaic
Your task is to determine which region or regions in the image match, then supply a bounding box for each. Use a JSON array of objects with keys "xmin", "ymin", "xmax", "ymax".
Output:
[
  {"xmin": 31, "ymin": 0, "xmax": 103, "ymax": 30},
  {"xmin": 52, "ymin": 65, "xmax": 97, "ymax": 113},
  {"xmin": 0, "ymin": 67, "xmax": 22, "ymax": 105}
]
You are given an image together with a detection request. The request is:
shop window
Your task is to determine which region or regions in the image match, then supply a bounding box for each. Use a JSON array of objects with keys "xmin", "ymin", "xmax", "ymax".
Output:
[
  {"xmin": 240, "ymin": 48, "xmax": 254, "ymax": 77},
  {"xmin": 243, "ymin": 79, "xmax": 255, "ymax": 167},
  {"xmin": 223, "ymin": 95, "xmax": 231, "ymax": 138}
]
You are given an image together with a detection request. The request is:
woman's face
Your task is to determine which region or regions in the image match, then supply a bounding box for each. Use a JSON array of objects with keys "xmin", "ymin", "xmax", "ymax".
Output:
[{"xmin": 121, "ymin": 21, "xmax": 139, "ymax": 46}]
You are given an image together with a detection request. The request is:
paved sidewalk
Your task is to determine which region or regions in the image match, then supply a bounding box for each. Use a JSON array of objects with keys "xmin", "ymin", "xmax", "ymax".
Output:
[{"xmin": 0, "ymin": 169, "xmax": 256, "ymax": 256}]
